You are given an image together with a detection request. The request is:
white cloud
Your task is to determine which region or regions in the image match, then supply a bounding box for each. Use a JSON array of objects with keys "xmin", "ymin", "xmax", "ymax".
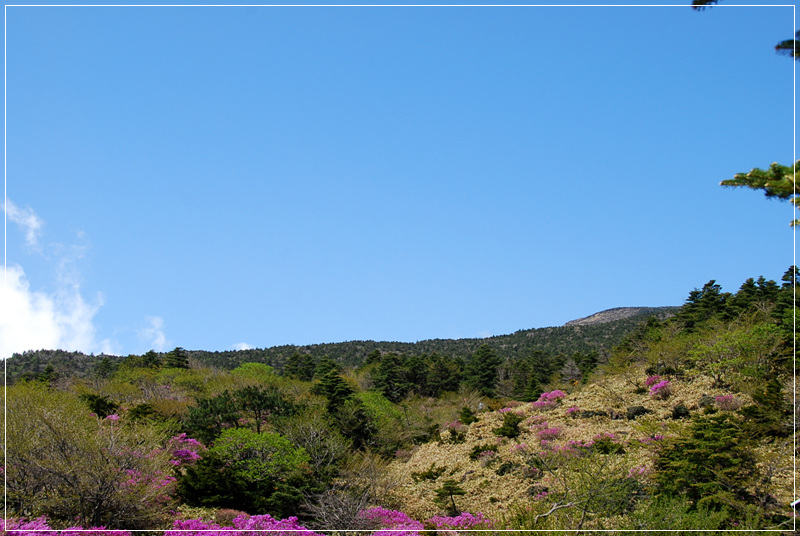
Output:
[
  {"xmin": 1, "ymin": 264, "xmax": 111, "ymax": 358},
  {"xmin": 232, "ymin": 342, "xmax": 254, "ymax": 351},
  {"xmin": 138, "ymin": 316, "xmax": 167, "ymax": 352},
  {"xmin": 1, "ymin": 202, "xmax": 118, "ymax": 358},
  {"xmin": 4, "ymin": 198, "xmax": 44, "ymax": 250}
]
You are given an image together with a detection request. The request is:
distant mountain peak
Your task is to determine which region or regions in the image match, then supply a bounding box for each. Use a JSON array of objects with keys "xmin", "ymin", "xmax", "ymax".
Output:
[{"xmin": 564, "ymin": 306, "xmax": 677, "ymax": 327}]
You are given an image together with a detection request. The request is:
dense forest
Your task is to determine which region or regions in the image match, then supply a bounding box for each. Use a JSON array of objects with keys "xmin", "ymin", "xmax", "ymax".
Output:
[
  {"xmin": 1, "ymin": 269, "xmax": 795, "ymax": 534},
  {"xmin": 6, "ymin": 306, "xmax": 676, "ymax": 384}
]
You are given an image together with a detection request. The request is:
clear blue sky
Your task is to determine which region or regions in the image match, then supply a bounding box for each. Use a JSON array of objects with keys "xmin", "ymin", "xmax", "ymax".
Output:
[{"xmin": 3, "ymin": 1, "xmax": 795, "ymax": 357}]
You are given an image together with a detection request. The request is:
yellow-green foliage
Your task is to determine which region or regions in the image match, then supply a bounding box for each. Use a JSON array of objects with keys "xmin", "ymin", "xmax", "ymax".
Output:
[
  {"xmin": 231, "ymin": 362, "xmax": 278, "ymax": 383},
  {"xmin": 357, "ymin": 390, "xmax": 404, "ymax": 423},
  {"xmin": 689, "ymin": 321, "xmax": 783, "ymax": 393},
  {"xmin": 3, "ymin": 382, "xmax": 176, "ymax": 529}
]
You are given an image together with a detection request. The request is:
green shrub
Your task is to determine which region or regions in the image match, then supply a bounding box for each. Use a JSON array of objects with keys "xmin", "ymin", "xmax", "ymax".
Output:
[
  {"xmin": 79, "ymin": 393, "xmax": 118, "ymax": 418},
  {"xmin": 494, "ymin": 412, "xmax": 525, "ymax": 439},
  {"xmin": 177, "ymin": 428, "xmax": 315, "ymax": 519},
  {"xmin": 654, "ymin": 413, "xmax": 757, "ymax": 513},
  {"xmin": 459, "ymin": 406, "xmax": 478, "ymax": 425},
  {"xmin": 469, "ymin": 443, "xmax": 498, "ymax": 460},
  {"xmin": 620, "ymin": 495, "xmax": 730, "ymax": 531}
]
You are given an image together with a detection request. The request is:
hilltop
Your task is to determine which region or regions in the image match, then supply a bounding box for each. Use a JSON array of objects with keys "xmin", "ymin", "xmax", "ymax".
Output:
[{"xmin": 564, "ymin": 306, "xmax": 675, "ymax": 327}]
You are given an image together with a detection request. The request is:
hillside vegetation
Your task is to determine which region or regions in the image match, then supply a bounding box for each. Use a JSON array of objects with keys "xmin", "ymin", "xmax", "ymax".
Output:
[
  {"xmin": 5, "ymin": 306, "xmax": 677, "ymax": 384},
  {"xmin": 1, "ymin": 269, "xmax": 794, "ymax": 534}
]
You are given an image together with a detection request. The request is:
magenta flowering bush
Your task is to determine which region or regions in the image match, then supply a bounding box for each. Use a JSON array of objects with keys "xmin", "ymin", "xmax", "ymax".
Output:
[
  {"xmin": 649, "ymin": 379, "xmax": 671, "ymax": 400},
  {"xmin": 164, "ymin": 518, "xmax": 226, "ymax": 536},
  {"xmin": 555, "ymin": 439, "xmax": 593, "ymax": 457},
  {"xmin": 232, "ymin": 513, "xmax": 323, "ymax": 536},
  {"xmin": 715, "ymin": 394, "xmax": 742, "ymax": 411},
  {"xmin": 1, "ymin": 517, "xmax": 133, "ymax": 536},
  {"xmin": 645, "ymin": 375, "xmax": 662, "ymax": 387},
  {"xmin": 2, "ymin": 514, "xmax": 322, "ymax": 536},
  {"xmin": 359, "ymin": 507, "xmax": 424, "ymax": 536},
  {"xmin": 536, "ymin": 427, "xmax": 562, "ymax": 441},
  {"xmin": 167, "ymin": 433, "xmax": 205, "ymax": 467},
  {"xmin": 532, "ymin": 390, "xmax": 567, "ymax": 409},
  {"xmin": 566, "ymin": 406, "xmax": 580, "ymax": 417},
  {"xmin": 1, "ymin": 516, "xmax": 59, "ymax": 536},
  {"xmin": 428, "ymin": 512, "xmax": 493, "ymax": 531},
  {"xmin": 166, "ymin": 515, "xmax": 323, "ymax": 536}
]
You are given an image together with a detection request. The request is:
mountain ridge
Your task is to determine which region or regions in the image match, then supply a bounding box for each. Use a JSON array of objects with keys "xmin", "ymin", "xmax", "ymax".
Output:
[{"xmin": 5, "ymin": 306, "xmax": 679, "ymax": 383}]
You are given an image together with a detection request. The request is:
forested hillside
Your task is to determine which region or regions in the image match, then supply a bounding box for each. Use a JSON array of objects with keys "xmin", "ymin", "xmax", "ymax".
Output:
[
  {"xmin": 5, "ymin": 306, "xmax": 677, "ymax": 384},
  {"xmin": 1, "ymin": 269, "xmax": 794, "ymax": 534}
]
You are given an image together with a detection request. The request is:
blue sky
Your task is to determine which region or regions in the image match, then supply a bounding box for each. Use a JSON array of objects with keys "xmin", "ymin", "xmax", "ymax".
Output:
[{"xmin": 2, "ymin": 1, "xmax": 795, "ymax": 357}]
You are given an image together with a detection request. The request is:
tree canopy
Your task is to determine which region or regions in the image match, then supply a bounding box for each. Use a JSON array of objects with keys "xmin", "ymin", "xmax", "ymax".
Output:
[{"xmin": 720, "ymin": 161, "xmax": 800, "ymax": 226}]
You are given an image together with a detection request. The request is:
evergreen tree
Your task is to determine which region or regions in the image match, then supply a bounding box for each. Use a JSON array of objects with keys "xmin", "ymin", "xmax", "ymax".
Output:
[
  {"xmin": 139, "ymin": 350, "xmax": 162, "ymax": 368},
  {"xmin": 365, "ymin": 349, "xmax": 382, "ymax": 365},
  {"xmin": 575, "ymin": 351, "xmax": 599, "ymax": 382},
  {"xmin": 434, "ymin": 480, "xmax": 467, "ymax": 517},
  {"xmin": 403, "ymin": 354, "xmax": 427, "ymax": 394},
  {"xmin": 312, "ymin": 370, "xmax": 355, "ymax": 413},
  {"xmin": 739, "ymin": 378, "xmax": 791, "ymax": 438},
  {"xmin": 718, "ymin": 160, "xmax": 800, "ymax": 226},
  {"xmin": 235, "ymin": 385, "xmax": 295, "ymax": 433},
  {"xmin": 655, "ymin": 414, "xmax": 758, "ymax": 512},
  {"xmin": 38, "ymin": 364, "xmax": 59, "ymax": 385},
  {"xmin": 374, "ymin": 353, "xmax": 410, "ymax": 403},
  {"xmin": 459, "ymin": 406, "xmax": 478, "ymax": 425},
  {"xmin": 185, "ymin": 391, "xmax": 241, "ymax": 445},
  {"xmin": 284, "ymin": 352, "xmax": 316, "ymax": 381},
  {"xmin": 332, "ymin": 398, "xmax": 377, "ymax": 451},
  {"xmin": 164, "ymin": 347, "xmax": 189, "ymax": 369},
  {"xmin": 425, "ymin": 354, "xmax": 462, "ymax": 397},
  {"xmin": 464, "ymin": 344, "xmax": 501, "ymax": 397},
  {"xmin": 79, "ymin": 393, "xmax": 118, "ymax": 418},
  {"xmin": 314, "ymin": 355, "xmax": 341, "ymax": 379},
  {"xmin": 93, "ymin": 356, "xmax": 115, "ymax": 379},
  {"xmin": 676, "ymin": 281, "xmax": 730, "ymax": 331}
]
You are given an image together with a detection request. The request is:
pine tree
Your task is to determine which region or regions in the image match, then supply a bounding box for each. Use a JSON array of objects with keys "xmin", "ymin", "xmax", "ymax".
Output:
[
  {"xmin": 284, "ymin": 352, "xmax": 315, "ymax": 381},
  {"xmin": 718, "ymin": 161, "xmax": 800, "ymax": 226},
  {"xmin": 464, "ymin": 344, "xmax": 501, "ymax": 397},
  {"xmin": 94, "ymin": 357, "xmax": 115, "ymax": 379},
  {"xmin": 38, "ymin": 364, "xmax": 59, "ymax": 385},
  {"xmin": 655, "ymin": 414, "xmax": 758, "ymax": 512},
  {"xmin": 435, "ymin": 480, "xmax": 466, "ymax": 516},
  {"xmin": 425, "ymin": 354, "xmax": 462, "ymax": 397},
  {"xmin": 312, "ymin": 370, "xmax": 355, "ymax": 413},
  {"xmin": 314, "ymin": 355, "xmax": 341, "ymax": 379},
  {"xmin": 164, "ymin": 347, "xmax": 189, "ymax": 369},
  {"xmin": 374, "ymin": 353, "xmax": 410, "ymax": 403}
]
